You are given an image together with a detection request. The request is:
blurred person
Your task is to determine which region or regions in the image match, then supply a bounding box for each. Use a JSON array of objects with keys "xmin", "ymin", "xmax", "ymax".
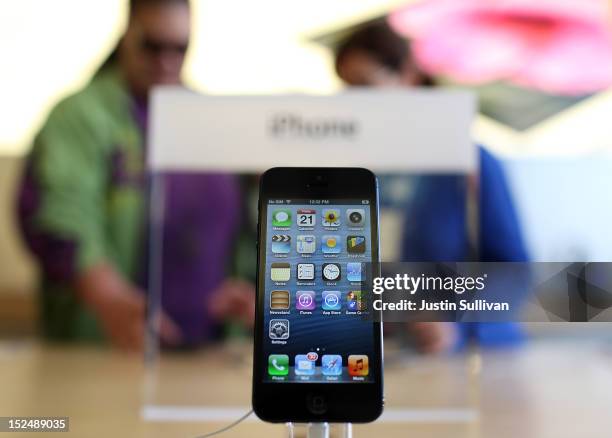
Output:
[
  {"xmin": 17, "ymin": 0, "xmax": 255, "ymax": 351},
  {"xmin": 335, "ymin": 21, "xmax": 529, "ymax": 354}
]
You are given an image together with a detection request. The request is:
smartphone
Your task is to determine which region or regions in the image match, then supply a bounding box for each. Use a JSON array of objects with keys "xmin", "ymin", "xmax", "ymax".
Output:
[{"xmin": 252, "ymin": 167, "xmax": 383, "ymax": 423}]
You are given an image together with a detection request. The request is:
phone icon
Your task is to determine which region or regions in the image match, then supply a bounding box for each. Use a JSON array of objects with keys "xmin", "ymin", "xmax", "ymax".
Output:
[
  {"xmin": 268, "ymin": 354, "xmax": 289, "ymax": 376},
  {"xmin": 272, "ymin": 209, "xmax": 292, "ymax": 227},
  {"xmin": 322, "ymin": 209, "xmax": 340, "ymax": 227},
  {"xmin": 322, "ymin": 291, "xmax": 342, "ymax": 311},
  {"xmin": 348, "ymin": 355, "xmax": 369, "ymax": 377},
  {"xmin": 321, "ymin": 235, "xmax": 341, "ymax": 254},
  {"xmin": 347, "ymin": 236, "xmax": 366, "ymax": 254}
]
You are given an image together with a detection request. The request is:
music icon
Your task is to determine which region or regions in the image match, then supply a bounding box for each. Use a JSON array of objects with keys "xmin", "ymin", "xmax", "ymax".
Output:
[{"xmin": 348, "ymin": 355, "xmax": 369, "ymax": 377}]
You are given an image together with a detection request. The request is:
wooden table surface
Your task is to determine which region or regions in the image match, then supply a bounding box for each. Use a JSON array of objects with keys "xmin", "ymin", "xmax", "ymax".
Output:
[{"xmin": 1, "ymin": 339, "xmax": 611, "ymax": 438}]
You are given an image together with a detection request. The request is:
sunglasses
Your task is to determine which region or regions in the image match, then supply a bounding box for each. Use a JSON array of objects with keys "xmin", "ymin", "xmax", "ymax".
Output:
[{"xmin": 139, "ymin": 36, "xmax": 188, "ymax": 56}]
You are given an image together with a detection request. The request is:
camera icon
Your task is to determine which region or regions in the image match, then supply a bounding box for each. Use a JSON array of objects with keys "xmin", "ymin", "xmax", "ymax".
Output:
[{"xmin": 346, "ymin": 209, "xmax": 365, "ymax": 226}]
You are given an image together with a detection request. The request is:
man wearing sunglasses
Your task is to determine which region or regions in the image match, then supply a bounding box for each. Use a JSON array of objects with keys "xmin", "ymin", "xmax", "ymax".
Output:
[{"xmin": 18, "ymin": 0, "xmax": 256, "ymax": 350}]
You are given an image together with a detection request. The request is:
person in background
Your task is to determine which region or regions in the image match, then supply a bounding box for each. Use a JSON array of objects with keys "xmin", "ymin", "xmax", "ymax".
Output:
[
  {"xmin": 334, "ymin": 21, "xmax": 529, "ymax": 354},
  {"xmin": 18, "ymin": 0, "xmax": 255, "ymax": 351}
]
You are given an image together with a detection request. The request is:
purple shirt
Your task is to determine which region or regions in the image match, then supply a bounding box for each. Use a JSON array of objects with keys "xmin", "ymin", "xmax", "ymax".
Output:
[{"xmin": 134, "ymin": 98, "xmax": 242, "ymax": 345}]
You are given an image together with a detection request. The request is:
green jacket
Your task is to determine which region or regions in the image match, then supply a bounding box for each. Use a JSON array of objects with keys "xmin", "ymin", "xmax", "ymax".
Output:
[
  {"xmin": 19, "ymin": 68, "xmax": 149, "ymax": 341},
  {"xmin": 19, "ymin": 67, "xmax": 257, "ymax": 342}
]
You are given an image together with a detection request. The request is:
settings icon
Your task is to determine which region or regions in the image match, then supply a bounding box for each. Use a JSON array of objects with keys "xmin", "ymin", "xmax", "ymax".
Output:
[{"xmin": 269, "ymin": 319, "xmax": 290, "ymax": 340}]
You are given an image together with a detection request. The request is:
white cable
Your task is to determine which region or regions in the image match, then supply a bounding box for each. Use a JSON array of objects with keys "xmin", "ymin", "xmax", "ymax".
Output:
[{"xmin": 192, "ymin": 409, "xmax": 254, "ymax": 438}]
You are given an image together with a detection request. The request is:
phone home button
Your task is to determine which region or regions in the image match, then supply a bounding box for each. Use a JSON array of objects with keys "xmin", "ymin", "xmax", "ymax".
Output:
[{"xmin": 307, "ymin": 393, "xmax": 328, "ymax": 415}]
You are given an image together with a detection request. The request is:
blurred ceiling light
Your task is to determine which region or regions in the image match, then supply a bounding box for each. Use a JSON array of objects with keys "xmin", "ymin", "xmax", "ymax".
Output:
[{"xmin": 389, "ymin": 0, "xmax": 612, "ymax": 95}]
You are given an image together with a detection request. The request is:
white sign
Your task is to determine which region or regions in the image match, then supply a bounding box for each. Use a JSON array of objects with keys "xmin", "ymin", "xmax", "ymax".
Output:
[{"xmin": 149, "ymin": 88, "xmax": 476, "ymax": 173}]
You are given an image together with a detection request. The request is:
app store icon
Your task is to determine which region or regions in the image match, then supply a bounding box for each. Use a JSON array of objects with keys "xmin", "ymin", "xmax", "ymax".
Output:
[{"xmin": 322, "ymin": 291, "xmax": 341, "ymax": 311}]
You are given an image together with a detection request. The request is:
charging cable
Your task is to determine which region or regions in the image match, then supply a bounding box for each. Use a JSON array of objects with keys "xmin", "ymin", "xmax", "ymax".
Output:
[{"xmin": 192, "ymin": 409, "xmax": 253, "ymax": 438}]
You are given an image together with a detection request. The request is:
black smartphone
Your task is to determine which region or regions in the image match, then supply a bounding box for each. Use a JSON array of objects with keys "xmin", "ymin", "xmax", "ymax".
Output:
[{"xmin": 252, "ymin": 167, "xmax": 383, "ymax": 423}]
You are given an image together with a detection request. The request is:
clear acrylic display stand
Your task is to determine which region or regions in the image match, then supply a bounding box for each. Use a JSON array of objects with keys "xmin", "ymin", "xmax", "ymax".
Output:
[
  {"xmin": 142, "ymin": 175, "xmax": 478, "ymax": 435},
  {"xmin": 143, "ymin": 89, "xmax": 478, "ymax": 435},
  {"xmin": 143, "ymin": 173, "xmax": 257, "ymax": 420}
]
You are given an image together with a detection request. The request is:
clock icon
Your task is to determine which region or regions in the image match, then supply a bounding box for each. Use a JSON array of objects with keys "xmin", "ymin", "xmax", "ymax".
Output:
[{"xmin": 322, "ymin": 263, "xmax": 341, "ymax": 282}]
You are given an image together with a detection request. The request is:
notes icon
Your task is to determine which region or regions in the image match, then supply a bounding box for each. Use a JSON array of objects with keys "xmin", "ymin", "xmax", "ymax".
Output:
[
  {"xmin": 348, "ymin": 355, "xmax": 369, "ymax": 377},
  {"xmin": 271, "ymin": 263, "xmax": 291, "ymax": 282}
]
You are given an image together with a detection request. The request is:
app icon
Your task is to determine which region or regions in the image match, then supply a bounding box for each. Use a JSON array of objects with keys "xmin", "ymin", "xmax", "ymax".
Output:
[
  {"xmin": 297, "ymin": 263, "xmax": 315, "ymax": 281},
  {"xmin": 346, "ymin": 209, "xmax": 365, "ymax": 227},
  {"xmin": 296, "ymin": 291, "xmax": 316, "ymax": 311},
  {"xmin": 347, "ymin": 236, "xmax": 366, "ymax": 254},
  {"xmin": 270, "ymin": 263, "xmax": 290, "ymax": 282},
  {"xmin": 346, "ymin": 291, "xmax": 366, "ymax": 311},
  {"xmin": 322, "ymin": 209, "xmax": 340, "ymax": 227},
  {"xmin": 294, "ymin": 354, "xmax": 316, "ymax": 376},
  {"xmin": 297, "ymin": 209, "xmax": 316, "ymax": 227},
  {"xmin": 322, "ymin": 291, "xmax": 342, "ymax": 311},
  {"xmin": 296, "ymin": 235, "xmax": 316, "ymax": 254},
  {"xmin": 347, "ymin": 263, "xmax": 363, "ymax": 282},
  {"xmin": 270, "ymin": 290, "xmax": 290, "ymax": 310},
  {"xmin": 321, "ymin": 235, "xmax": 341, "ymax": 254},
  {"xmin": 268, "ymin": 354, "xmax": 289, "ymax": 376},
  {"xmin": 322, "ymin": 263, "xmax": 341, "ymax": 282},
  {"xmin": 269, "ymin": 319, "xmax": 290, "ymax": 340},
  {"xmin": 348, "ymin": 355, "xmax": 369, "ymax": 376},
  {"xmin": 271, "ymin": 234, "xmax": 291, "ymax": 254},
  {"xmin": 272, "ymin": 209, "xmax": 291, "ymax": 227},
  {"xmin": 322, "ymin": 355, "xmax": 342, "ymax": 376}
]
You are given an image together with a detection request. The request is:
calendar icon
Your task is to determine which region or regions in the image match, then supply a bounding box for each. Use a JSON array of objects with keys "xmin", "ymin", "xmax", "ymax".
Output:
[{"xmin": 297, "ymin": 209, "xmax": 316, "ymax": 228}]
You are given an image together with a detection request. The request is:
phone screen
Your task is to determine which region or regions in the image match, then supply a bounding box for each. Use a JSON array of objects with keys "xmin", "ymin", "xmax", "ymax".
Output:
[{"xmin": 261, "ymin": 199, "xmax": 376, "ymax": 384}]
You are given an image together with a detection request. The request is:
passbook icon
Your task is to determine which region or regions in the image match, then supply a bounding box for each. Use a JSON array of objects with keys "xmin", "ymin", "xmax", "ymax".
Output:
[{"xmin": 347, "ymin": 236, "xmax": 366, "ymax": 254}]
